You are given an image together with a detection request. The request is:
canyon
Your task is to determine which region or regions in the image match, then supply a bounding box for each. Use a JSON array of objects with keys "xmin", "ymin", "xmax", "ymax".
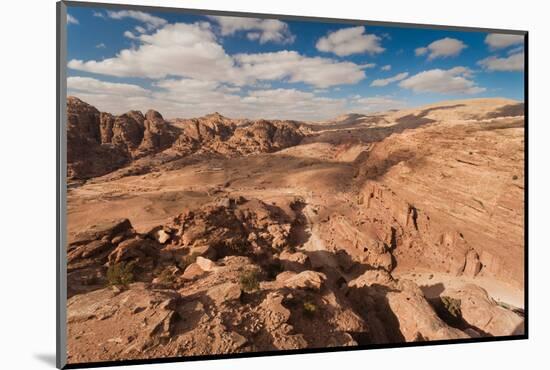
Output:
[{"xmin": 65, "ymin": 96, "xmax": 525, "ymax": 364}]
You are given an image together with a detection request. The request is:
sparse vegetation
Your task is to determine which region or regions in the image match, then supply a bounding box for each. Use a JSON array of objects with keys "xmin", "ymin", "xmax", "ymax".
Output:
[
  {"xmin": 106, "ymin": 260, "xmax": 136, "ymax": 288},
  {"xmin": 441, "ymin": 296, "xmax": 462, "ymax": 319},
  {"xmin": 177, "ymin": 252, "xmax": 199, "ymax": 271},
  {"xmin": 512, "ymin": 175, "xmax": 519, "ymax": 180},
  {"xmin": 303, "ymin": 301, "xmax": 317, "ymax": 317},
  {"xmin": 239, "ymin": 269, "xmax": 260, "ymax": 292},
  {"xmin": 156, "ymin": 267, "xmax": 178, "ymax": 286}
]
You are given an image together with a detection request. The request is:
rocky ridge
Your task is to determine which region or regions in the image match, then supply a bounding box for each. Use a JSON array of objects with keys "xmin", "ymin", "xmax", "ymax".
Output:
[
  {"xmin": 67, "ymin": 97, "xmax": 305, "ymax": 180},
  {"xmin": 66, "ymin": 97, "xmax": 525, "ymax": 364}
]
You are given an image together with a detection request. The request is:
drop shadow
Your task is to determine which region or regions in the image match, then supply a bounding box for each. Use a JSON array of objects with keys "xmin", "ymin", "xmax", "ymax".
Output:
[{"xmin": 33, "ymin": 353, "xmax": 56, "ymax": 367}]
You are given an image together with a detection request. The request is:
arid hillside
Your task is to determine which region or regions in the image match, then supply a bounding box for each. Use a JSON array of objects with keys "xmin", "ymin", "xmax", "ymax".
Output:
[{"xmin": 65, "ymin": 96, "xmax": 525, "ymax": 364}]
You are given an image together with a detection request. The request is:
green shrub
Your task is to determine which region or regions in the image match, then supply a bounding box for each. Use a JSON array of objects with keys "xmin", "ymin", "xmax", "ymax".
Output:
[
  {"xmin": 106, "ymin": 261, "xmax": 136, "ymax": 288},
  {"xmin": 239, "ymin": 269, "xmax": 260, "ymax": 292},
  {"xmin": 303, "ymin": 301, "xmax": 317, "ymax": 317},
  {"xmin": 441, "ymin": 296, "xmax": 461, "ymax": 319}
]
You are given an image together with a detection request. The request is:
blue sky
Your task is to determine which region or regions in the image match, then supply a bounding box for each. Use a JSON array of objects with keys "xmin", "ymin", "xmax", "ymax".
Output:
[{"xmin": 66, "ymin": 5, "xmax": 525, "ymax": 120}]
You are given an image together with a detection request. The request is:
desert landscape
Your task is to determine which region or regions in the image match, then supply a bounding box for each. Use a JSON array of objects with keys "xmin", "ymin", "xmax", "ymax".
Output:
[{"xmin": 65, "ymin": 95, "xmax": 525, "ymax": 364}]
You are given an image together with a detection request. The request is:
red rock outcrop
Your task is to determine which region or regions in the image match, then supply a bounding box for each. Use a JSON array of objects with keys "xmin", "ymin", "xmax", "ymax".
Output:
[
  {"xmin": 67, "ymin": 98, "xmax": 305, "ymax": 180},
  {"xmin": 65, "ymin": 97, "xmax": 525, "ymax": 364}
]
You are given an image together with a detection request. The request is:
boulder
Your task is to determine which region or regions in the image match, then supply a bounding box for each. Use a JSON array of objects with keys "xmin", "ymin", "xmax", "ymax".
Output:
[
  {"xmin": 445, "ymin": 284, "xmax": 524, "ymax": 336},
  {"xmin": 385, "ymin": 280, "xmax": 469, "ymax": 341},
  {"xmin": 279, "ymin": 250, "xmax": 309, "ymax": 271},
  {"xmin": 182, "ymin": 263, "xmax": 206, "ymax": 280},
  {"xmin": 280, "ymin": 270, "xmax": 326, "ymax": 291},
  {"xmin": 348, "ymin": 269, "xmax": 394, "ymax": 288},
  {"xmin": 70, "ymin": 219, "xmax": 133, "ymax": 245},
  {"xmin": 195, "ymin": 256, "xmax": 217, "ymax": 272},
  {"xmin": 206, "ymin": 282, "xmax": 242, "ymax": 304}
]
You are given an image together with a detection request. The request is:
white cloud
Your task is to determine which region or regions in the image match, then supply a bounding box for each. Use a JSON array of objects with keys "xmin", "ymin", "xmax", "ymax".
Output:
[
  {"xmin": 67, "ymin": 76, "xmax": 349, "ymax": 120},
  {"xmin": 69, "ymin": 23, "xmax": 238, "ymax": 83},
  {"xmin": 370, "ymin": 72, "xmax": 409, "ymax": 87},
  {"xmin": 209, "ymin": 16, "xmax": 295, "ymax": 44},
  {"xmin": 67, "ymin": 76, "xmax": 149, "ymax": 96},
  {"xmin": 478, "ymin": 52, "xmax": 524, "ymax": 72},
  {"xmin": 107, "ymin": 10, "xmax": 167, "ymax": 30},
  {"xmin": 485, "ymin": 33, "xmax": 524, "ymax": 50},
  {"xmin": 68, "ymin": 23, "xmax": 368, "ymax": 88},
  {"xmin": 399, "ymin": 67, "xmax": 485, "ymax": 94},
  {"xmin": 350, "ymin": 96, "xmax": 407, "ymax": 113},
  {"xmin": 381, "ymin": 64, "xmax": 391, "ymax": 71},
  {"xmin": 95, "ymin": 43, "xmax": 106, "ymax": 49},
  {"xmin": 415, "ymin": 47, "xmax": 428, "ymax": 56},
  {"xmin": 123, "ymin": 30, "xmax": 137, "ymax": 40},
  {"xmin": 235, "ymin": 51, "xmax": 367, "ymax": 88},
  {"xmin": 415, "ymin": 37, "xmax": 467, "ymax": 60},
  {"xmin": 93, "ymin": 11, "xmax": 105, "ymax": 18},
  {"xmin": 135, "ymin": 25, "xmax": 146, "ymax": 34},
  {"xmin": 316, "ymin": 26, "xmax": 384, "ymax": 56},
  {"xmin": 507, "ymin": 46, "xmax": 523, "ymax": 55},
  {"xmin": 67, "ymin": 14, "xmax": 79, "ymax": 25}
]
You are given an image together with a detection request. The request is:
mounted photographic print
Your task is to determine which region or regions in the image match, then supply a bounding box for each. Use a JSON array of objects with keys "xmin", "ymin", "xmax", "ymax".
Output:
[{"xmin": 56, "ymin": 1, "xmax": 527, "ymax": 368}]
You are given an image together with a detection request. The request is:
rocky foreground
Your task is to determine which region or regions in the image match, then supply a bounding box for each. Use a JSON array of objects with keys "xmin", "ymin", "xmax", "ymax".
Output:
[{"xmin": 65, "ymin": 97, "xmax": 525, "ymax": 364}]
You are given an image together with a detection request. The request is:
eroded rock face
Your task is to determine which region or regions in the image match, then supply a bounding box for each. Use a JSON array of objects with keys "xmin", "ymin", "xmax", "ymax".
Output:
[
  {"xmin": 67, "ymin": 100, "xmax": 179, "ymax": 180},
  {"xmin": 346, "ymin": 276, "xmax": 468, "ymax": 343},
  {"xmin": 385, "ymin": 280, "xmax": 469, "ymax": 342},
  {"xmin": 444, "ymin": 284, "xmax": 524, "ymax": 336},
  {"xmin": 65, "ymin": 98, "xmax": 525, "ymax": 363},
  {"xmin": 67, "ymin": 283, "xmax": 179, "ymax": 363},
  {"xmin": 67, "ymin": 97, "xmax": 130, "ymax": 179},
  {"xmin": 67, "ymin": 98, "xmax": 305, "ymax": 180}
]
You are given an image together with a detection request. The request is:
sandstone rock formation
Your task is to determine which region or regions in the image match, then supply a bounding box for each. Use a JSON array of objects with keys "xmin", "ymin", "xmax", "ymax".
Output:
[
  {"xmin": 66, "ymin": 97, "xmax": 525, "ymax": 364},
  {"xmin": 67, "ymin": 97, "xmax": 305, "ymax": 181}
]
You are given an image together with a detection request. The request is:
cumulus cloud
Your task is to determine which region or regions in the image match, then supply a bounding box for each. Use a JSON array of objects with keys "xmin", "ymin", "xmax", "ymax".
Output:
[
  {"xmin": 478, "ymin": 52, "xmax": 524, "ymax": 72},
  {"xmin": 235, "ymin": 51, "xmax": 367, "ymax": 88},
  {"xmin": 68, "ymin": 23, "xmax": 368, "ymax": 88},
  {"xmin": 485, "ymin": 33, "xmax": 524, "ymax": 50},
  {"xmin": 399, "ymin": 67, "xmax": 485, "ymax": 94},
  {"xmin": 381, "ymin": 65, "xmax": 391, "ymax": 71},
  {"xmin": 67, "ymin": 76, "xmax": 349, "ymax": 120},
  {"xmin": 415, "ymin": 37, "xmax": 467, "ymax": 60},
  {"xmin": 370, "ymin": 72, "xmax": 409, "ymax": 87},
  {"xmin": 67, "ymin": 14, "xmax": 79, "ymax": 25},
  {"xmin": 67, "ymin": 76, "xmax": 149, "ymax": 96},
  {"xmin": 209, "ymin": 16, "xmax": 295, "ymax": 44},
  {"xmin": 107, "ymin": 10, "xmax": 167, "ymax": 30},
  {"xmin": 316, "ymin": 26, "xmax": 384, "ymax": 56},
  {"xmin": 69, "ymin": 23, "xmax": 238, "ymax": 82}
]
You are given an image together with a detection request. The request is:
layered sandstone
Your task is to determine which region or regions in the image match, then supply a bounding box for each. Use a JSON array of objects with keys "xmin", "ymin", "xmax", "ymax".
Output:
[{"xmin": 65, "ymin": 97, "xmax": 525, "ymax": 364}]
